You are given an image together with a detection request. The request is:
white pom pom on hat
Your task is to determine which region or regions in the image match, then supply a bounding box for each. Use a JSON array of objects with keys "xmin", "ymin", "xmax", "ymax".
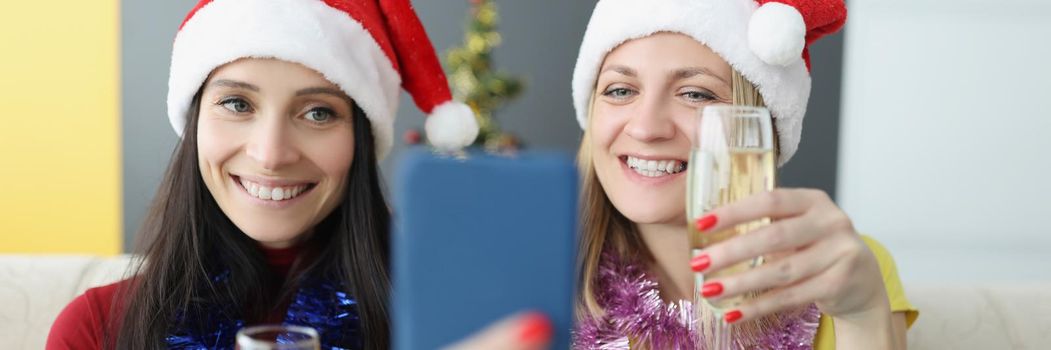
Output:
[
  {"xmin": 749, "ymin": 2, "xmax": 807, "ymax": 67},
  {"xmin": 167, "ymin": 0, "xmax": 479, "ymax": 160},
  {"xmin": 425, "ymin": 101, "xmax": 480, "ymax": 153},
  {"xmin": 571, "ymin": 0, "xmax": 847, "ymax": 166}
]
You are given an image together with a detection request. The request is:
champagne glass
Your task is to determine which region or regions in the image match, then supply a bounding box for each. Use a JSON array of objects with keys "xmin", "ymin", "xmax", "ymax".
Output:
[
  {"xmin": 686, "ymin": 105, "xmax": 776, "ymax": 349},
  {"xmin": 236, "ymin": 324, "xmax": 321, "ymax": 350}
]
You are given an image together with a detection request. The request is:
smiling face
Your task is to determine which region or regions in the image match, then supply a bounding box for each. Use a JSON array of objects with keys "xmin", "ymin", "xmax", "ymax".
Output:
[
  {"xmin": 590, "ymin": 32, "xmax": 733, "ymax": 225},
  {"xmin": 196, "ymin": 58, "xmax": 357, "ymax": 248}
]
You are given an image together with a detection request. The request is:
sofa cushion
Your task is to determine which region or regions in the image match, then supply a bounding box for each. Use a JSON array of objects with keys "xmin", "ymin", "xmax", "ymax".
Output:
[
  {"xmin": 0, "ymin": 255, "xmax": 133, "ymax": 350},
  {"xmin": 907, "ymin": 282, "xmax": 1051, "ymax": 349}
]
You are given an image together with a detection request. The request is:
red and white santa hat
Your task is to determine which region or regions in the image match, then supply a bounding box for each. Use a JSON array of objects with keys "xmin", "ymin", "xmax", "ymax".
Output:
[
  {"xmin": 572, "ymin": 0, "xmax": 846, "ymax": 165},
  {"xmin": 167, "ymin": 0, "xmax": 479, "ymax": 159}
]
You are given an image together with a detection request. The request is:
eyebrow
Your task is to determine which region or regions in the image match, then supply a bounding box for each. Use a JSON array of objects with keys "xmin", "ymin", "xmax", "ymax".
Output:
[
  {"xmin": 210, "ymin": 79, "xmax": 259, "ymax": 92},
  {"xmin": 296, "ymin": 87, "xmax": 355, "ymax": 108},
  {"xmin": 599, "ymin": 65, "xmax": 729, "ymax": 86},
  {"xmin": 672, "ymin": 67, "xmax": 729, "ymax": 85},
  {"xmin": 209, "ymin": 80, "xmax": 354, "ymax": 106},
  {"xmin": 295, "ymin": 87, "xmax": 346, "ymax": 98},
  {"xmin": 600, "ymin": 65, "xmax": 637, "ymax": 77}
]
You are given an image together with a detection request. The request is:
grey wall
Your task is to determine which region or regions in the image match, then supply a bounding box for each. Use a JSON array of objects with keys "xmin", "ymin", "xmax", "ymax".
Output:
[
  {"xmin": 121, "ymin": 0, "xmax": 190, "ymax": 251},
  {"xmin": 779, "ymin": 33, "xmax": 843, "ymax": 198},
  {"xmin": 121, "ymin": 0, "xmax": 842, "ymax": 251},
  {"xmin": 381, "ymin": 1, "xmax": 595, "ymax": 173}
]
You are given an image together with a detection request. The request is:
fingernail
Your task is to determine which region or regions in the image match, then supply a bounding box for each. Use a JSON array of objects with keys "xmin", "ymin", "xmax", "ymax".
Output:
[
  {"xmin": 690, "ymin": 254, "xmax": 711, "ymax": 272},
  {"xmin": 724, "ymin": 310, "xmax": 743, "ymax": 324},
  {"xmin": 517, "ymin": 312, "xmax": 553, "ymax": 345},
  {"xmin": 701, "ymin": 282, "xmax": 723, "ymax": 298},
  {"xmin": 696, "ymin": 214, "xmax": 718, "ymax": 232}
]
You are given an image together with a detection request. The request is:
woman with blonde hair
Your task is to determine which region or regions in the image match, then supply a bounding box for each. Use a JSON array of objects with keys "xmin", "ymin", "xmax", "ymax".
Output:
[{"xmin": 570, "ymin": 0, "xmax": 917, "ymax": 348}]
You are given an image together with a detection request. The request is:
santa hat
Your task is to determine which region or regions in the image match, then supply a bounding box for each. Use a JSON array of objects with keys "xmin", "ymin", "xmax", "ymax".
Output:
[
  {"xmin": 572, "ymin": 0, "xmax": 846, "ymax": 165},
  {"xmin": 167, "ymin": 0, "xmax": 479, "ymax": 159}
]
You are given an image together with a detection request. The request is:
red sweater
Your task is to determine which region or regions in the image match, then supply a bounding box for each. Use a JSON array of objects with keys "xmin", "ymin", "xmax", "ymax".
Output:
[{"xmin": 46, "ymin": 246, "xmax": 301, "ymax": 349}]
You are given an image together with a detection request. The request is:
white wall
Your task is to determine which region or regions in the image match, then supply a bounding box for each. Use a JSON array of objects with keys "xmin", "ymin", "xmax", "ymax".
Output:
[{"xmin": 838, "ymin": 0, "xmax": 1051, "ymax": 282}]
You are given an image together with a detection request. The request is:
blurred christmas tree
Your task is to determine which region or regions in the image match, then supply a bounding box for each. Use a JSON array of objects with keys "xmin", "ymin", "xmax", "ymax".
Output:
[{"xmin": 443, "ymin": 0, "xmax": 524, "ymax": 152}]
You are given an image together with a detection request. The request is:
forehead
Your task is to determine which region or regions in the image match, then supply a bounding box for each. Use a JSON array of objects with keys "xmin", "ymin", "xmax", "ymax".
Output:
[
  {"xmin": 602, "ymin": 32, "xmax": 731, "ymax": 78},
  {"xmin": 207, "ymin": 58, "xmax": 341, "ymax": 90}
]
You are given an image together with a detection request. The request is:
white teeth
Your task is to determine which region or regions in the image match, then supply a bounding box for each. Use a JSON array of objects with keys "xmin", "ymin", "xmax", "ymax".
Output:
[
  {"xmin": 258, "ymin": 186, "xmax": 272, "ymax": 200},
  {"xmin": 238, "ymin": 177, "xmax": 309, "ymax": 202},
  {"xmin": 626, "ymin": 156, "xmax": 687, "ymax": 177}
]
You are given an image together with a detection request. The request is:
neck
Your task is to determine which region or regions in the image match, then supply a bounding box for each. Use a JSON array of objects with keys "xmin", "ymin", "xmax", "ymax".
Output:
[{"xmin": 637, "ymin": 221, "xmax": 693, "ymax": 303}]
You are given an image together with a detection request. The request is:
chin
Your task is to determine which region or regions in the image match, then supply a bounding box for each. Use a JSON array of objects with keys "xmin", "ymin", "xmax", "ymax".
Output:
[
  {"xmin": 622, "ymin": 209, "xmax": 685, "ymax": 226},
  {"xmin": 235, "ymin": 222, "xmax": 307, "ymax": 245},
  {"xmin": 610, "ymin": 197, "xmax": 685, "ymax": 226}
]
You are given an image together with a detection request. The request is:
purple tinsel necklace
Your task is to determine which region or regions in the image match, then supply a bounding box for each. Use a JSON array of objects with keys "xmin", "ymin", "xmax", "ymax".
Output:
[{"xmin": 573, "ymin": 250, "xmax": 821, "ymax": 349}]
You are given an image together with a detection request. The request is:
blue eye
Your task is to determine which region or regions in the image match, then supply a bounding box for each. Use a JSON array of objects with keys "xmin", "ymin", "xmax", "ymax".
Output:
[
  {"xmin": 305, "ymin": 107, "xmax": 336, "ymax": 123},
  {"xmin": 603, "ymin": 87, "xmax": 636, "ymax": 99},
  {"xmin": 680, "ymin": 90, "xmax": 716, "ymax": 102},
  {"xmin": 219, "ymin": 97, "xmax": 252, "ymax": 113}
]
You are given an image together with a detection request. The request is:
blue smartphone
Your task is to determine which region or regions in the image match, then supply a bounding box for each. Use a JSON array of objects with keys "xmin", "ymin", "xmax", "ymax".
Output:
[{"xmin": 392, "ymin": 149, "xmax": 578, "ymax": 350}]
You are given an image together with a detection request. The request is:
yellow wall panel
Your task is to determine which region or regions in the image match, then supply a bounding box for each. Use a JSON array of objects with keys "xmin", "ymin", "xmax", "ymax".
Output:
[{"xmin": 0, "ymin": 0, "xmax": 121, "ymax": 254}]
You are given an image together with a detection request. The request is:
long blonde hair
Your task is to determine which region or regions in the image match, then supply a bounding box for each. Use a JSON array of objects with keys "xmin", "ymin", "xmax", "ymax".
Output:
[{"xmin": 576, "ymin": 69, "xmax": 766, "ymax": 318}]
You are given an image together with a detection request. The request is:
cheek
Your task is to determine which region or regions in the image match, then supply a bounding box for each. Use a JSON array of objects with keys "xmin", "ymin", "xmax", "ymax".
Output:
[
  {"xmin": 679, "ymin": 116, "xmax": 698, "ymax": 145},
  {"xmin": 589, "ymin": 115, "xmax": 619, "ymax": 180},
  {"xmin": 308, "ymin": 129, "xmax": 356, "ymax": 193},
  {"xmin": 196, "ymin": 117, "xmax": 244, "ymax": 174},
  {"xmin": 590, "ymin": 105, "xmax": 627, "ymax": 149}
]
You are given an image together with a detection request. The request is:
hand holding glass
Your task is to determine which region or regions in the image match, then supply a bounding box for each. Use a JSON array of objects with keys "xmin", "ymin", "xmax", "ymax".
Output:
[{"xmin": 686, "ymin": 105, "xmax": 775, "ymax": 347}]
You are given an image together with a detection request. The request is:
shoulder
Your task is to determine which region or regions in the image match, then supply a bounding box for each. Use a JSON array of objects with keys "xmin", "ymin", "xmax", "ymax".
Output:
[
  {"xmin": 859, "ymin": 235, "xmax": 890, "ymax": 259},
  {"xmin": 858, "ymin": 235, "xmax": 919, "ymax": 326},
  {"xmin": 858, "ymin": 235, "xmax": 901, "ymax": 283},
  {"xmin": 46, "ymin": 280, "xmax": 131, "ymax": 350}
]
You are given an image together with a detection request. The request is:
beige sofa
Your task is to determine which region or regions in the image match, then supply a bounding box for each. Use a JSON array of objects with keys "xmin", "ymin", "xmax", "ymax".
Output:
[
  {"xmin": 1, "ymin": 255, "xmax": 134, "ymax": 349},
  {"xmin": 2, "ymin": 255, "xmax": 1049, "ymax": 349}
]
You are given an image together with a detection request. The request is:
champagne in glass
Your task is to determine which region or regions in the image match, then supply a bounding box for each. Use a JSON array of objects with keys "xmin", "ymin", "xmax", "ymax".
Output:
[
  {"xmin": 236, "ymin": 324, "xmax": 321, "ymax": 350},
  {"xmin": 686, "ymin": 105, "xmax": 775, "ymax": 348}
]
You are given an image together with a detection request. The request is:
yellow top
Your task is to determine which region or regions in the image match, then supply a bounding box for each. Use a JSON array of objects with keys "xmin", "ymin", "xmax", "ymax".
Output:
[{"xmin": 813, "ymin": 235, "xmax": 919, "ymax": 349}]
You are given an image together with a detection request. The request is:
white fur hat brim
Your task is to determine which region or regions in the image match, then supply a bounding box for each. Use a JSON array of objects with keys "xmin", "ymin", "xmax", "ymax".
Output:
[{"xmin": 572, "ymin": 0, "xmax": 812, "ymax": 166}]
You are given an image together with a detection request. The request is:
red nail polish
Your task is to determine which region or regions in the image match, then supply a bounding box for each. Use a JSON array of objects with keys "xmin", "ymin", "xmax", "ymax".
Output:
[
  {"xmin": 696, "ymin": 214, "xmax": 718, "ymax": 232},
  {"xmin": 517, "ymin": 312, "xmax": 553, "ymax": 345},
  {"xmin": 701, "ymin": 282, "xmax": 723, "ymax": 298},
  {"xmin": 724, "ymin": 310, "xmax": 743, "ymax": 324},
  {"xmin": 690, "ymin": 254, "xmax": 711, "ymax": 272}
]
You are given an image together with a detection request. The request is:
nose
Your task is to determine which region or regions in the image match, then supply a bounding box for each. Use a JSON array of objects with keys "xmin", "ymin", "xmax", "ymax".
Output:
[
  {"xmin": 245, "ymin": 115, "xmax": 301, "ymax": 171},
  {"xmin": 624, "ymin": 94, "xmax": 676, "ymax": 142}
]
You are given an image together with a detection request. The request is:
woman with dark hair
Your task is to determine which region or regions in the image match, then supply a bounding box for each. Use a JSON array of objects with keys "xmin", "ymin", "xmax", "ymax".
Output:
[{"xmin": 46, "ymin": 0, "xmax": 481, "ymax": 349}]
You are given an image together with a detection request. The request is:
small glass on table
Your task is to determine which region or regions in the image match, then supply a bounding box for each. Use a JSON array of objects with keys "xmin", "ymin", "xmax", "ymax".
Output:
[{"xmin": 236, "ymin": 324, "xmax": 320, "ymax": 350}]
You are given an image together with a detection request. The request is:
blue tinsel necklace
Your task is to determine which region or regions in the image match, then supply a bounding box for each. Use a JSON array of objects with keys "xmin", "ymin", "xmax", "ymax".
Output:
[{"xmin": 164, "ymin": 267, "xmax": 362, "ymax": 349}]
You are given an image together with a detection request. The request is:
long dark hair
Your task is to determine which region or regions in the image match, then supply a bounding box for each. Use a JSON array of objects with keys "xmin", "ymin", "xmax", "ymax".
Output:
[{"xmin": 111, "ymin": 92, "xmax": 391, "ymax": 349}]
